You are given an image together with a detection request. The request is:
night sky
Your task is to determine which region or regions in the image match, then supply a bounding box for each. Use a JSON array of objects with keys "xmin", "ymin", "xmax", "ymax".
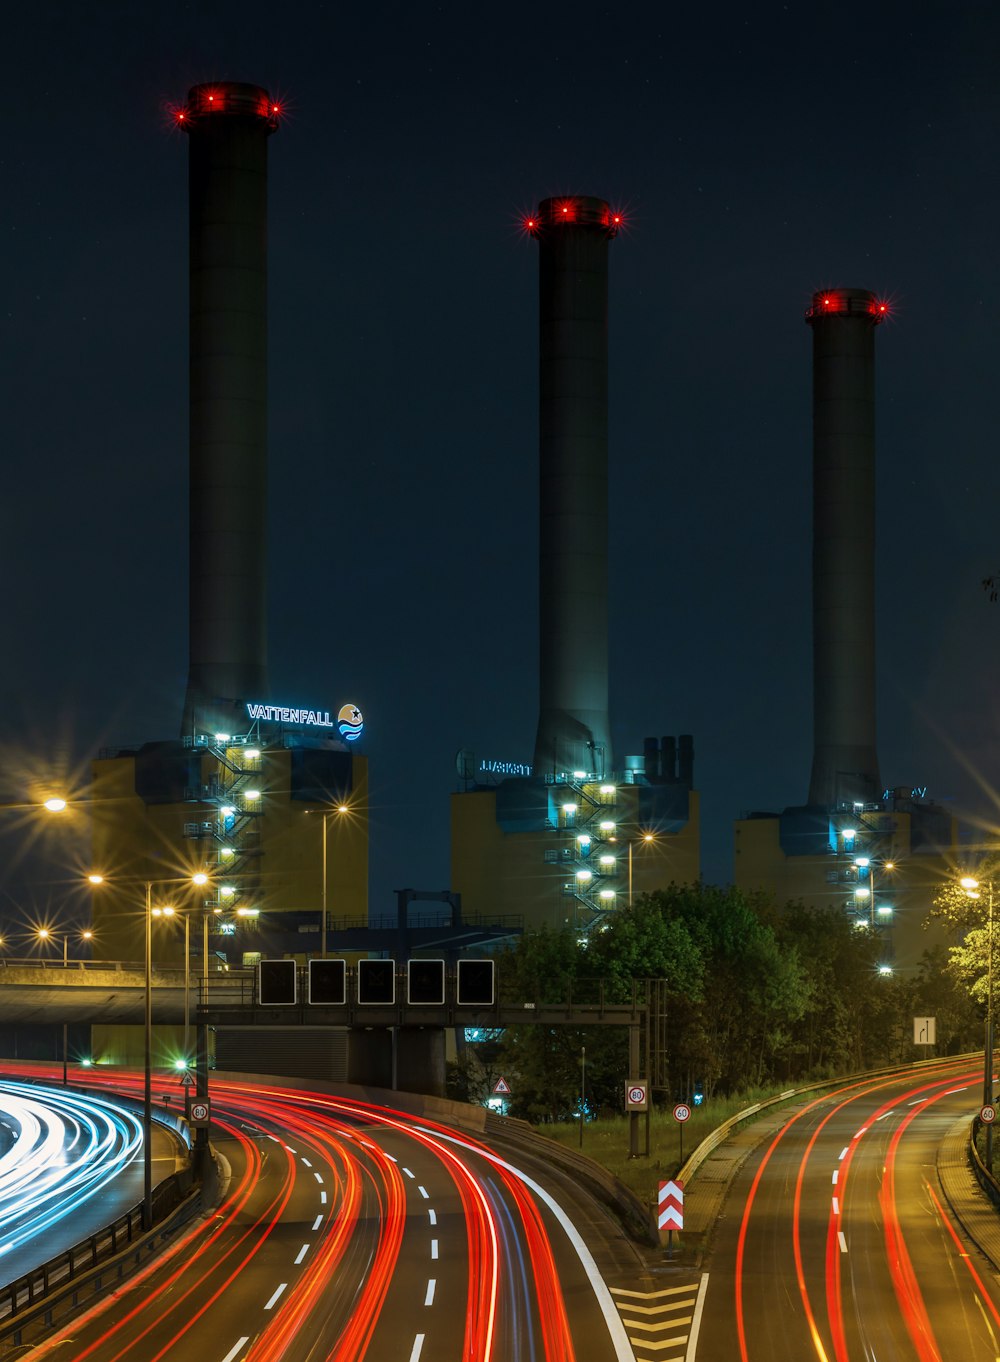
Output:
[{"xmin": 4, "ymin": 2, "xmax": 1000, "ymax": 923}]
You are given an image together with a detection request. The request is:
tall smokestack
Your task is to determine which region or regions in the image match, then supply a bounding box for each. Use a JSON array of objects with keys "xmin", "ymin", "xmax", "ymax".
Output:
[
  {"xmin": 806, "ymin": 287, "xmax": 886, "ymax": 808},
  {"xmin": 529, "ymin": 196, "xmax": 619, "ymax": 780},
  {"xmin": 179, "ymin": 83, "xmax": 278, "ymax": 738}
]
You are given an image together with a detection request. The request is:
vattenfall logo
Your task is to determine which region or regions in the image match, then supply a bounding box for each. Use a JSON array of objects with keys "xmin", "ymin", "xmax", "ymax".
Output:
[{"xmin": 246, "ymin": 702, "xmax": 365, "ymax": 742}]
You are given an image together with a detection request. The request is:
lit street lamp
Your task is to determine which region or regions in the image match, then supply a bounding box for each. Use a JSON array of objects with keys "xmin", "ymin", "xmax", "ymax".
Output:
[
  {"xmin": 132, "ymin": 874, "xmax": 209, "ymax": 1230},
  {"xmin": 962, "ymin": 875, "xmax": 995, "ymax": 1173},
  {"xmin": 628, "ymin": 833, "xmax": 656, "ymax": 907},
  {"xmin": 36, "ymin": 926, "xmax": 94, "ymax": 1086},
  {"xmin": 308, "ymin": 803, "xmax": 350, "ymax": 957}
]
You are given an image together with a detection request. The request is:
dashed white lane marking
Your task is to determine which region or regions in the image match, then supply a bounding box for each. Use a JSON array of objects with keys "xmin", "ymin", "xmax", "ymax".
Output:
[
  {"xmin": 854, "ymin": 1127, "xmax": 868, "ymax": 1137},
  {"xmin": 386, "ymin": 1153, "xmax": 398, "ymax": 1162},
  {"xmin": 403, "ymin": 1166, "xmax": 415, "ymax": 1179},
  {"xmin": 408, "ymin": 1335, "xmax": 425, "ymax": 1362},
  {"xmin": 832, "ymin": 1197, "xmax": 840, "ymax": 1215},
  {"xmin": 301, "ymin": 1158, "xmax": 312, "ymax": 1168},
  {"xmin": 839, "ymin": 1147, "xmax": 848, "ymax": 1160},
  {"xmin": 838, "ymin": 1231, "xmax": 848, "ymax": 1253},
  {"xmin": 431, "ymin": 1239, "xmax": 439, "ymax": 1260},
  {"xmin": 418, "ymin": 1185, "xmax": 429, "ymax": 1199},
  {"xmin": 314, "ymin": 1172, "xmax": 324, "ymax": 1184},
  {"xmin": 320, "ymin": 1191, "xmax": 327, "ymax": 1205},
  {"xmin": 312, "ymin": 1215, "xmax": 323, "ymax": 1231},
  {"xmin": 428, "ymin": 1208, "xmax": 437, "ymax": 1226},
  {"xmin": 944, "ymin": 1087, "xmax": 969, "ymax": 1095},
  {"xmin": 264, "ymin": 1284, "xmax": 287, "ymax": 1311},
  {"xmin": 907, "ymin": 1098, "xmax": 927, "ymax": 1106},
  {"xmin": 221, "ymin": 1338, "xmax": 250, "ymax": 1362},
  {"xmin": 425, "ymin": 1278, "xmax": 436, "ymax": 1305},
  {"xmin": 294, "ymin": 1244, "xmax": 310, "ymax": 1265},
  {"xmin": 832, "ymin": 1170, "xmax": 839, "ymax": 1185}
]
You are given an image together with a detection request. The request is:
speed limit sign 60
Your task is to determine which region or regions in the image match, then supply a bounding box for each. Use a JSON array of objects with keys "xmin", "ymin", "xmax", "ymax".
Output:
[
  {"xmin": 982, "ymin": 1104, "xmax": 997, "ymax": 1124},
  {"xmin": 673, "ymin": 1102, "xmax": 692, "ymax": 1123}
]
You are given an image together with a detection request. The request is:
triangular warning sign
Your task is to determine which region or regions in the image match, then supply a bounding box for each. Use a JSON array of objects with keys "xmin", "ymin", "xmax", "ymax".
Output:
[{"xmin": 493, "ymin": 1077, "xmax": 511, "ymax": 1095}]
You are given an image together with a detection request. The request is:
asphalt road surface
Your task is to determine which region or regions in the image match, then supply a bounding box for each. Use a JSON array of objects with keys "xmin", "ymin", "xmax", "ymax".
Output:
[
  {"xmin": 32, "ymin": 1074, "xmax": 635, "ymax": 1361},
  {"xmin": 698, "ymin": 1056, "xmax": 1000, "ymax": 1361}
]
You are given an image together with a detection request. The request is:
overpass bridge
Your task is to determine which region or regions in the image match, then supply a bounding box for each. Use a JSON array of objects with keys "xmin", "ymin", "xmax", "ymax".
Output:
[{"xmin": 0, "ymin": 960, "xmax": 225, "ymax": 1024}]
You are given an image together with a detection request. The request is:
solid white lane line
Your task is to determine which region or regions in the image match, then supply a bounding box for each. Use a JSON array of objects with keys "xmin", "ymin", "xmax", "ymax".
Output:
[
  {"xmin": 832, "ymin": 1197, "xmax": 840, "ymax": 1215},
  {"xmin": 684, "ymin": 1274, "xmax": 709, "ymax": 1362},
  {"xmin": 428, "ymin": 1208, "xmax": 437, "ymax": 1225},
  {"xmin": 437, "ymin": 1131, "xmax": 648, "ymax": 1362},
  {"xmin": 320, "ymin": 1191, "xmax": 327, "ymax": 1204},
  {"xmin": 418, "ymin": 1184, "xmax": 429, "ymax": 1199},
  {"xmin": 425, "ymin": 1278, "xmax": 436, "ymax": 1305},
  {"xmin": 409, "ymin": 1335, "xmax": 424, "ymax": 1362},
  {"xmin": 838, "ymin": 1231, "xmax": 848, "ymax": 1253},
  {"xmin": 294, "ymin": 1244, "xmax": 310, "ymax": 1265},
  {"xmin": 221, "ymin": 1338, "xmax": 250, "ymax": 1362},
  {"xmin": 264, "ymin": 1284, "xmax": 287, "ymax": 1311},
  {"xmin": 431, "ymin": 1239, "xmax": 439, "ymax": 1260},
  {"xmin": 403, "ymin": 1166, "xmax": 415, "ymax": 1179},
  {"xmin": 312, "ymin": 1215, "xmax": 323, "ymax": 1231}
]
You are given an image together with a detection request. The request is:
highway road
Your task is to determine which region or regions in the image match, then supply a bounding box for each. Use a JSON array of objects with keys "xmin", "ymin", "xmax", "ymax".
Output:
[
  {"xmin": 32, "ymin": 1073, "xmax": 635, "ymax": 1361},
  {"xmin": 697, "ymin": 1056, "xmax": 1000, "ymax": 1362},
  {"xmin": 0, "ymin": 1079, "xmax": 177, "ymax": 1286}
]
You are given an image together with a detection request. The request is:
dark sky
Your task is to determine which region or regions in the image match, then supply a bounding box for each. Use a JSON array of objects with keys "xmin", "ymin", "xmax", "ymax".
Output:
[{"xmin": 5, "ymin": 2, "xmax": 1000, "ymax": 919}]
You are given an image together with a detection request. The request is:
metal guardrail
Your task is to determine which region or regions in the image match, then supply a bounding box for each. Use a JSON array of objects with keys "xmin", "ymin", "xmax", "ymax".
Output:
[
  {"xmin": 0, "ymin": 1089, "xmax": 198, "ymax": 1344},
  {"xmin": 484, "ymin": 1112, "xmax": 654, "ymax": 1244},
  {"xmin": 0, "ymin": 1170, "xmax": 200, "ymax": 1348},
  {"xmin": 969, "ymin": 1116, "xmax": 1000, "ymax": 1208}
]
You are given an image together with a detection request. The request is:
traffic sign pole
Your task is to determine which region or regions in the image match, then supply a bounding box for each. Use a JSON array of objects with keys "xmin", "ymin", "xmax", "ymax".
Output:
[{"xmin": 673, "ymin": 1102, "xmax": 691, "ymax": 1164}]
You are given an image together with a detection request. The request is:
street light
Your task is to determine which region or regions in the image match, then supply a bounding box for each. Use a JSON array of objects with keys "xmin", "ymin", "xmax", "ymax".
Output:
[
  {"xmin": 962, "ymin": 875, "xmax": 995, "ymax": 1173},
  {"xmin": 309, "ymin": 804, "xmax": 350, "ymax": 959},
  {"xmin": 628, "ymin": 833, "xmax": 656, "ymax": 907},
  {"xmin": 36, "ymin": 926, "xmax": 94, "ymax": 1085},
  {"xmin": 36, "ymin": 926, "xmax": 93, "ymax": 967},
  {"xmin": 139, "ymin": 873, "xmax": 208, "ymax": 1230}
]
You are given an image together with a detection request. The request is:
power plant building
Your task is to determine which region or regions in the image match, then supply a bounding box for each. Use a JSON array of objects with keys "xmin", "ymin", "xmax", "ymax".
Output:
[
  {"xmin": 451, "ymin": 197, "xmax": 699, "ymax": 928},
  {"xmin": 89, "ymin": 84, "xmax": 368, "ymax": 1064},
  {"xmin": 734, "ymin": 289, "xmax": 956, "ymax": 968}
]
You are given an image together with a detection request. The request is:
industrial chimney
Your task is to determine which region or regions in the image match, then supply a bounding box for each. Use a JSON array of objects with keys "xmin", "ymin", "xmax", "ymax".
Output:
[
  {"xmin": 806, "ymin": 288, "xmax": 887, "ymax": 808},
  {"xmin": 179, "ymin": 83, "xmax": 279, "ymax": 739},
  {"xmin": 528, "ymin": 197, "xmax": 619, "ymax": 780}
]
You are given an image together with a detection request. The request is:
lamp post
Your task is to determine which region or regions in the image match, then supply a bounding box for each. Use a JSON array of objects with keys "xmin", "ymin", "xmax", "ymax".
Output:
[
  {"xmin": 37, "ymin": 927, "xmax": 93, "ymax": 1085},
  {"xmin": 962, "ymin": 875, "xmax": 995, "ymax": 1173},
  {"xmin": 628, "ymin": 833, "xmax": 655, "ymax": 907},
  {"xmin": 139, "ymin": 873, "xmax": 208, "ymax": 1230},
  {"xmin": 314, "ymin": 803, "xmax": 350, "ymax": 958}
]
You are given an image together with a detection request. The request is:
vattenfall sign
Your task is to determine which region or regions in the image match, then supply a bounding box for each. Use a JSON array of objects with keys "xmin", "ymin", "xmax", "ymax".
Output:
[{"xmin": 246, "ymin": 702, "xmax": 364, "ymax": 742}]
